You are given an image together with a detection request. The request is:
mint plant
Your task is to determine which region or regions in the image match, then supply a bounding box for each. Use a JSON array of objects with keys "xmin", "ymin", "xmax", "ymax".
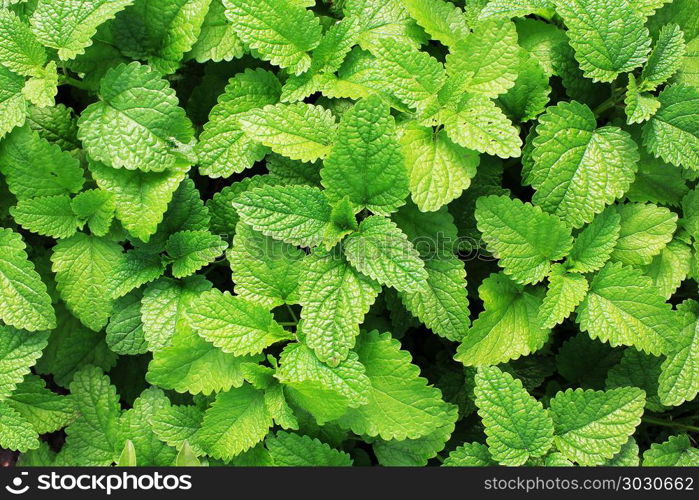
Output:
[{"xmin": 0, "ymin": 0, "xmax": 698, "ymax": 468}]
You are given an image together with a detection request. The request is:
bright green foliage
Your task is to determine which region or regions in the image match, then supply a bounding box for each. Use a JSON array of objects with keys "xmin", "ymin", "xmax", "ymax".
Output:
[
  {"xmin": 0, "ymin": 229, "xmax": 56, "ymax": 330},
  {"xmin": 339, "ymin": 331, "xmax": 455, "ymax": 440},
  {"xmin": 276, "ymin": 342, "xmax": 369, "ymax": 423},
  {"xmin": 186, "ymin": 289, "xmax": 290, "ymax": 356},
  {"xmin": 78, "ymin": 62, "xmax": 194, "ymax": 172},
  {"xmin": 530, "ymin": 101, "xmax": 639, "ymax": 227},
  {"xmin": 475, "ymin": 195, "xmax": 573, "ymax": 284},
  {"xmin": 439, "ymin": 93, "xmax": 522, "ymax": 158},
  {"xmin": 239, "ymin": 103, "xmax": 336, "ymax": 163},
  {"xmin": 343, "ymin": 216, "xmax": 427, "ymax": 291},
  {"xmin": 549, "ymin": 387, "xmax": 646, "ymax": 465},
  {"xmin": 556, "ymin": 0, "xmax": 651, "ymax": 82},
  {"xmin": 643, "ymin": 434, "xmax": 699, "ymax": 466},
  {"xmin": 0, "ymin": 0, "xmax": 696, "ymax": 469},
  {"xmin": 222, "ymin": 0, "xmax": 322, "ymax": 75},
  {"xmin": 298, "ymin": 252, "xmax": 380, "ymax": 366},
  {"xmin": 233, "ymin": 185, "xmax": 331, "ymax": 247},
  {"xmin": 444, "ymin": 19, "xmax": 520, "ymax": 99},
  {"xmin": 400, "ymin": 124, "xmax": 479, "ymax": 212},
  {"xmin": 577, "ymin": 262, "xmax": 677, "ymax": 355},
  {"xmin": 658, "ymin": 300, "xmax": 699, "ymax": 406},
  {"xmin": 456, "ymin": 273, "xmax": 549, "ymax": 366},
  {"xmin": 266, "ymin": 431, "xmax": 352, "ymax": 466},
  {"xmin": 196, "ymin": 384, "xmax": 272, "ymax": 459},
  {"xmin": 642, "ymin": 84, "xmax": 699, "ymax": 170},
  {"xmin": 196, "ymin": 69, "xmax": 281, "ymax": 178},
  {"xmin": 475, "ymin": 366, "xmax": 553, "ymax": 465},
  {"xmin": 51, "ymin": 233, "xmax": 123, "ymax": 331},
  {"xmin": 322, "ymin": 95, "xmax": 408, "ymax": 215},
  {"xmin": 538, "ymin": 265, "xmax": 589, "ymax": 328},
  {"xmin": 30, "ymin": 0, "xmax": 135, "ymax": 60}
]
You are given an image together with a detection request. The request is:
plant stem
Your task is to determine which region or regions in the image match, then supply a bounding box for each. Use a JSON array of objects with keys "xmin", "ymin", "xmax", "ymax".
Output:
[
  {"xmin": 285, "ymin": 304, "xmax": 299, "ymax": 323},
  {"xmin": 59, "ymin": 75, "xmax": 91, "ymax": 91},
  {"xmin": 278, "ymin": 321, "xmax": 297, "ymax": 327},
  {"xmin": 642, "ymin": 416, "xmax": 699, "ymax": 433}
]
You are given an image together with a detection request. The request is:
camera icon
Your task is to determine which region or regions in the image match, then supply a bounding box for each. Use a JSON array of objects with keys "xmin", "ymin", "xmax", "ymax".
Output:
[{"xmin": 5, "ymin": 472, "xmax": 30, "ymax": 495}]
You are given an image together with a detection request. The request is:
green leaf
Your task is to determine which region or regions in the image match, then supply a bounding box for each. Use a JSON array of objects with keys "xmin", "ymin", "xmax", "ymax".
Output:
[
  {"xmin": 30, "ymin": 0, "xmax": 135, "ymax": 60},
  {"xmin": 497, "ymin": 51, "xmax": 552, "ymax": 123},
  {"xmin": 538, "ymin": 265, "xmax": 589, "ymax": 329},
  {"xmin": 189, "ymin": 0, "xmax": 244, "ymax": 63},
  {"xmin": 339, "ymin": 330, "xmax": 454, "ymax": 440},
  {"xmin": 399, "ymin": 254, "xmax": 470, "ymax": 342},
  {"xmin": 196, "ymin": 69, "xmax": 281, "ymax": 178},
  {"xmin": 0, "ymin": 64, "xmax": 27, "ymax": 139},
  {"xmin": 113, "ymin": 0, "xmax": 211, "ymax": 75},
  {"xmin": 71, "ymin": 189, "xmax": 115, "ymax": 237},
  {"xmin": 576, "ymin": 262, "xmax": 676, "ymax": 355},
  {"xmin": 0, "ymin": 228, "xmax": 56, "ymax": 331},
  {"xmin": 556, "ymin": 0, "xmax": 651, "ymax": 82},
  {"xmin": 321, "ymin": 95, "xmax": 408, "ymax": 215},
  {"xmin": 61, "ymin": 366, "xmax": 122, "ymax": 465},
  {"xmin": 367, "ymin": 36, "xmax": 445, "ymax": 115},
  {"xmin": 230, "ymin": 222, "xmax": 305, "ymax": 308},
  {"xmin": 11, "ymin": 195, "xmax": 81, "ymax": 239},
  {"xmin": 77, "ymin": 62, "xmax": 194, "ymax": 172},
  {"xmin": 611, "ymin": 203, "xmax": 677, "ymax": 266},
  {"xmin": 643, "ymin": 434, "xmax": 699, "ymax": 466},
  {"xmin": 117, "ymin": 440, "xmax": 137, "ymax": 467},
  {"xmin": 196, "ymin": 384, "xmax": 273, "ymax": 459},
  {"xmin": 151, "ymin": 404, "xmax": 204, "ymax": 454},
  {"xmin": 0, "ymin": 402, "xmax": 39, "ymax": 452},
  {"xmin": 442, "ymin": 442, "xmax": 495, "ymax": 466},
  {"xmin": 475, "ymin": 366, "xmax": 553, "ymax": 465},
  {"xmin": 444, "ymin": 19, "xmax": 520, "ymax": 98},
  {"xmin": 402, "ymin": 0, "xmax": 469, "ymax": 48},
  {"xmin": 0, "ymin": 125, "xmax": 84, "ymax": 200},
  {"xmin": 530, "ymin": 101, "xmax": 639, "ymax": 227},
  {"xmin": 147, "ymin": 330, "xmax": 253, "ymax": 395},
  {"xmin": 266, "ymin": 431, "xmax": 352, "ymax": 466},
  {"xmin": 0, "ymin": 326, "xmax": 49, "ymax": 400},
  {"xmin": 298, "ymin": 251, "xmax": 380, "ymax": 366},
  {"xmin": 110, "ymin": 249, "xmax": 166, "ymax": 299},
  {"xmin": 0, "ymin": 8, "xmax": 46, "ymax": 77},
  {"xmin": 176, "ymin": 442, "xmax": 202, "ymax": 466},
  {"xmin": 565, "ymin": 209, "xmax": 621, "ymax": 273},
  {"xmin": 640, "ymin": 23, "xmax": 686, "ymax": 91},
  {"xmin": 51, "ymin": 233, "xmax": 122, "ymax": 331},
  {"xmin": 165, "ymin": 230, "xmax": 227, "ymax": 278},
  {"xmin": 606, "ymin": 349, "xmax": 664, "ymax": 412},
  {"xmin": 475, "ymin": 195, "xmax": 573, "ymax": 284},
  {"xmin": 642, "ymin": 84, "xmax": 699, "ymax": 170},
  {"xmin": 440, "ymin": 92, "xmax": 522, "ymax": 159},
  {"xmin": 399, "ymin": 123, "xmax": 478, "ymax": 212},
  {"xmin": 549, "ymin": 387, "xmax": 646, "ymax": 465},
  {"xmin": 343, "ymin": 216, "xmax": 427, "ymax": 291},
  {"xmin": 141, "ymin": 276, "xmax": 211, "ymax": 351},
  {"xmin": 105, "ymin": 292, "xmax": 148, "ymax": 355},
  {"xmin": 89, "ymin": 159, "xmax": 188, "ymax": 242},
  {"xmin": 238, "ymin": 103, "xmax": 337, "ymax": 163},
  {"xmin": 456, "ymin": 273, "xmax": 550, "ymax": 366},
  {"xmin": 5, "ymin": 374, "xmax": 75, "ymax": 434},
  {"xmin": 642, "ymin": 239, "xmax": 691, "ymax": 299},
  {"xmin": 223, "ymin": 0, "xmax": 322, "ymax": 74},
  {"xmin": 186, "ymin": 289, "xmax": 290, "ymax": 356},
  {"xmin": 276, "ymin": 342, "xmax": 370, "ymax": 423},
  {"xmin": 625, "ymin": 74, "xmax": 661, "ymax": 125},
  {"xmin": 233, "ymin": 185, "xmax": 331, "ymax": 247},
  {"xmin": 323, "ymin": 197, "xmax": 358, "ymax": 249},
  {"xmin": 658, "ymin": 300, "xmax": 699, "ymax": 406}
]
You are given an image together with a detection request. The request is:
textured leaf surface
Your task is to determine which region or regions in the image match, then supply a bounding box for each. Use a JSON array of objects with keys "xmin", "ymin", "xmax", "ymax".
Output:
[
  {"xmin": 566, "ymin": 210, "xmax": 621, "ymax": 273},
  {"xmin": 266, "ymin": 432, "xmax": 352, "ymax": 466},
  {"xmin": 0, "ymin": 229, "xmax": 56, "ymax": 330},
  {"xmin": 658, "ymin": 300, "xmax": 699, "ymax": 406},
  {"xmin": 611, "ymin": 203, "xmax": 677, "ymax": 266},
  {"xmin": 576, "ymin": 262, "xmax": 676, "ymax": 355},
  {"xmin": 298, "ymin": 252, "xmax": 380, "ymax": 366},
  {"xmin": 476, "ymin": 195, "xmax": 573, "ymax": 284},
  {"xmin": 538, "ymin": 266, "xmax": 589, "ymax": 329},
  {"xmin": 78, "ymin": 62, "xmax": 194, "ymax": 172},
  {"xmin": 475, "ymin": 366, "xmax": 553, "ymax": 465},
  {"xmin": 549, "ymin": 387, "xmax": 645, "ymax": 465},
  {"xmin": 0, "ymin": 326, "xmax": 49, "ymax": 400},
  {"xmin": 531, "ymin": 101, "xmax": 639, "ymax": 227}
]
